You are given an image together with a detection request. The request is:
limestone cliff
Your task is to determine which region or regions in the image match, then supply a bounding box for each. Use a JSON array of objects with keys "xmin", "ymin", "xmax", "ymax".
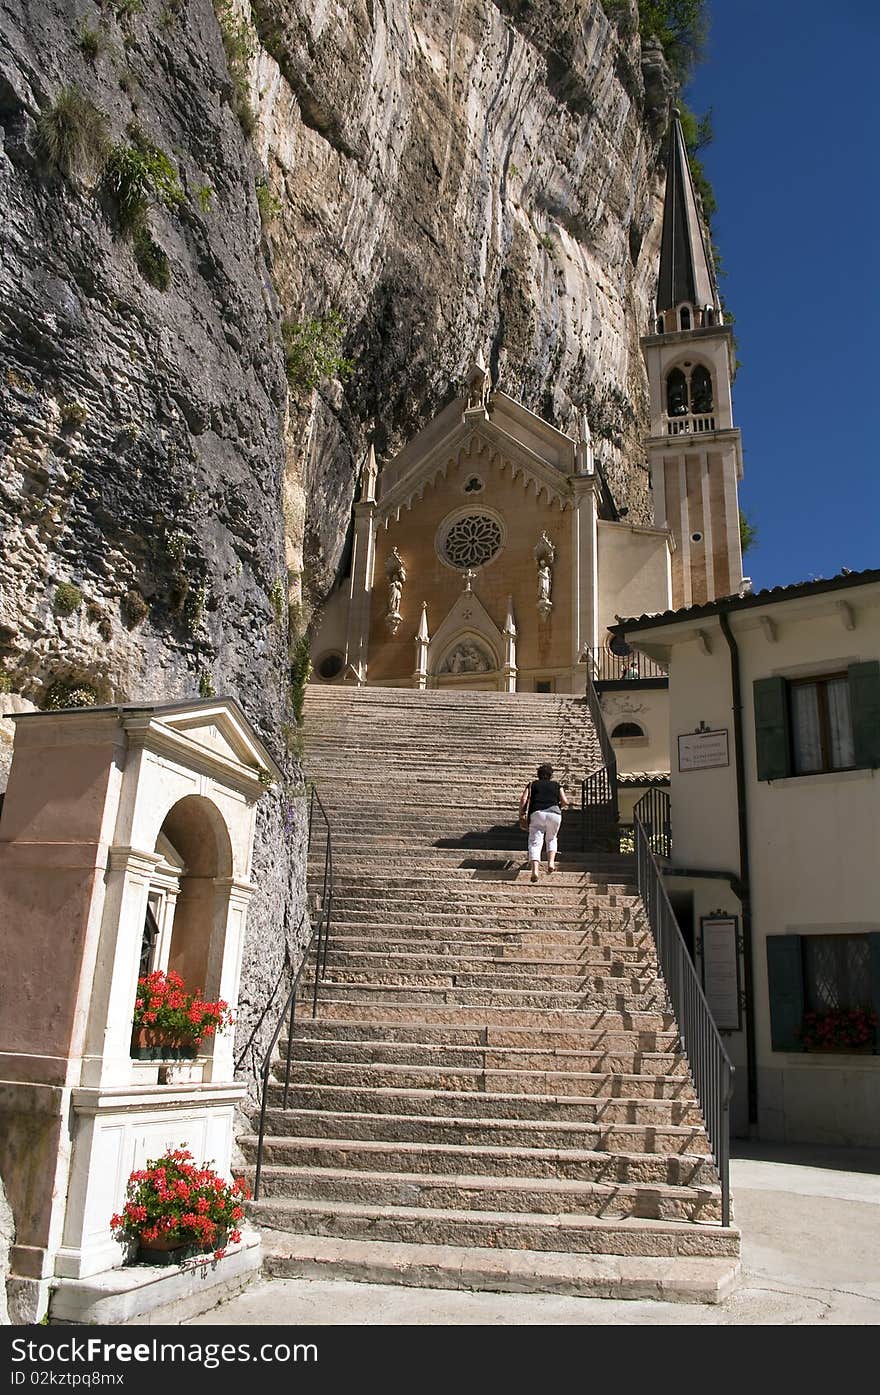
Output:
[{"xmin": 0, "ymin": 0, "xmax": 674, "ymax": 1060}]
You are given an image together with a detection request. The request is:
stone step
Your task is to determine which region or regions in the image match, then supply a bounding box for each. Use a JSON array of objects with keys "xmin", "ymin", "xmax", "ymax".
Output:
[
  {"xmin": 248, "ymin": 1164, "xmax": 721, "ymax": 1223},
  {"xmin": 258, "ymin": 1231, "xmax": 739, "ymax": 1303},
  {"xmin": 289, "ymin": 1020, "xmax": 678, "ymax": 1050},
  {"xmin": 243, "ymin": 1135, "xmax": 717, "ymax": 1185},
  {"xmin": 249, "ymin": 1196, "xmax": 738, "ymax": 1258},
  {"xmin": 307, "ymin": 966, "xmax": 660, "ymax": 993},
  {"xmin": 283, "ymin": 1038, "xmax": 682, "ymax": 1075},
  {"xmin": 317, "ymin": 949, "xmax": 656, "ymax": 973},
  {"xmin": 315, "ymin": 954, "xmax": 655, "ymax": 987},
  {"xmin": 321, "ymin": 909, "xmax": 642, "ymax": 929},
  {"xmin": 323, "ymin": 933, "xmax": 653, "ymax": 956},
  {"xmin": 246, "ymin": 1107, "xmax": 709, "ymax": 1155},
  {"xmin": 302, "ymin": 1002, "xmax": 676, "ymax": 1030},
  {"xmin": 303, "ymin": 984, "xmax": 666, "ymax": 1012},
  {"xmin": 270, "ymin": 1058, "xmax": 692, "ymax": 1098},
  {"xmin": 263, "ymin": 1083, "xmax": 703, "ymax": 1126}
]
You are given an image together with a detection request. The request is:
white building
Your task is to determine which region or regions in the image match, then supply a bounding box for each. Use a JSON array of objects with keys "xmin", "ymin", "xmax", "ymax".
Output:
[{"xmin": 611, "ymin": 569, "xmax": 880, "ymax": 1144}]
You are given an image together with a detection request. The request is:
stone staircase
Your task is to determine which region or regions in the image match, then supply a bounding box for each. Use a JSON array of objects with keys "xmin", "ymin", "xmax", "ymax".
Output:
[{"xmin": 243, "ymin": 686, "xmax": 740, "ymax": 1302}]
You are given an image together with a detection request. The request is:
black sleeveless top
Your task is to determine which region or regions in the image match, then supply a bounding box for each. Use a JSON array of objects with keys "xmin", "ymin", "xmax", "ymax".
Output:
[{"xmin": 527, "ymin": 779, "xmax": 562, "ymax": 815}]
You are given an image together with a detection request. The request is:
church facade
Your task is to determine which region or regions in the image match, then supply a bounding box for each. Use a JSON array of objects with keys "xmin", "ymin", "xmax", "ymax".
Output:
[{"xmin": 311, "ymin": 112, "xmax": 746, "ymax": 692}]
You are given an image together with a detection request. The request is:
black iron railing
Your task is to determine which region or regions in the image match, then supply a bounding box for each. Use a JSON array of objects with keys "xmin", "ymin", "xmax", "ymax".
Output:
[
  {"xmin": 633, "ymin": 808, "xmax": 734, "ymax": 1227},
  {"xmin": 581, "ymin": 672, "xmax": 618, "ymax": 849},
  {"xmin": 251, "ymin": 784, "xmax": 334, "ymax": 1201},
  {"xmin": 586, "ymin": 647, "xmax": 668, "ymax": 683},
  {"xmin": 633, "ymin": 786, "xmax": 672, "ymax": 860}
]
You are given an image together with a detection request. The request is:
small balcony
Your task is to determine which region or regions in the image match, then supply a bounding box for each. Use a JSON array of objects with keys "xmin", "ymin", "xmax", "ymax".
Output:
[
  {"xmin": 587, "ymin": 648, "xmax": 668, "ymax": 686},
  {"xmin": 664, "ymin": 411, "xmax": 716, "ymax": 436}
]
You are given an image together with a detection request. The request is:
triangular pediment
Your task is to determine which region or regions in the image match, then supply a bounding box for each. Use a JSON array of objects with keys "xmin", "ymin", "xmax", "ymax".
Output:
[
  {"xmin": 123, "ymin": 698, "xmax": 282, "ymax": 784},
  {"xmin": 428, "ymin": 590, "xmax": 506, "ymax": 673},
  {"xmin": 377, "ymin": 393, "xmax": 577, "ymax": 525}
]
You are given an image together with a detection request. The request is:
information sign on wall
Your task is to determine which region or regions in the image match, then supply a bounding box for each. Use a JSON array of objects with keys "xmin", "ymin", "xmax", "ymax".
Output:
[
  {"xmin": 677, "ymin": 728, "xmax": 729, "ymax": 771},
  {"xmin": 700, "ymin": 916, "xmax": 742, "ymax": 1031}
]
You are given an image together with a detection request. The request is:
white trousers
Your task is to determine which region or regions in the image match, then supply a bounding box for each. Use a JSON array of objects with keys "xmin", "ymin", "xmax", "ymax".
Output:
[{"xmin": 527, "ymin": 809, "xmax": 562, "ymax": 861}]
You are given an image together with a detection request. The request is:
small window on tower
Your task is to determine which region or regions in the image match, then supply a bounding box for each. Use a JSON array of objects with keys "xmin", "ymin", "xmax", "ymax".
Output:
[
  {"xmin": 691, "ymin": 365, "xmax": 714, "ymax": 414},
  {"xmin": 666, "ymin": 368, "xmax": 688, "ymax": 416},
  {"xmin": 680, "ymin": 306, "xmax": 692, "ymax": 330}
]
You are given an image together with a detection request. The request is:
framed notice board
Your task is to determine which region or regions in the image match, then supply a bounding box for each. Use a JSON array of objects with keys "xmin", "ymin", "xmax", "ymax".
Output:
[{"xmin": 700, "ymin": 915, "xmax": 742, "ymax": 1031}]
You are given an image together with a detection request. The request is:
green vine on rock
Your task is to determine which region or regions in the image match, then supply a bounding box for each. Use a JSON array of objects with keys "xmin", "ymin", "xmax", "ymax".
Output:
[{"xmin": 282, "ymin": 312, "xmax": 354, "ymax": 394}]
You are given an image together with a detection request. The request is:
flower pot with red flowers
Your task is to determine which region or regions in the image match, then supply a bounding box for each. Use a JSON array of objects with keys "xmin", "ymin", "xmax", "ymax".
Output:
[
  {"xmin": 130, "ymin": 969, "xmax": 234, "ymax": 1060},
  {"xmin": 797, "ymin": 1007, "xmax": 879, "ymax": 1054},
  {"xmin": 110, "ymin": 1146, "xmax": 250, "ymax": 1264}
]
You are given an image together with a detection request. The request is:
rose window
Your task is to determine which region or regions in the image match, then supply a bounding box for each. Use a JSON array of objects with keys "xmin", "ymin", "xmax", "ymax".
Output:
[{"xmin": 441, "ymin": 514, "xmax": 503, "ymax": 569}]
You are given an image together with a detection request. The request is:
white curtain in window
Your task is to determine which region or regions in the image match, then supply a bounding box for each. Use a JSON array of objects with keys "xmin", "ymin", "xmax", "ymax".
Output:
[
  {"xmin": 826, "ymin": 677, "xmax": 854, "ymax": 768},
  {"xmin": 791, "ymin": 684, "xmax": 821, "ymax": 773}
]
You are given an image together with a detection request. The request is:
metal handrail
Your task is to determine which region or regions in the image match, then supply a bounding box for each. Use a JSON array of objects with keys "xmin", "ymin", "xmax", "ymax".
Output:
[
  {"xmin": 581, "ymin": 671, "xmax": 618, "ymax": 849},
  {"xmin": 633, "ymin": 787, "xmax": 672, "ymax": 860},
  {"xmin": 251, "ymin": 785, "xmax": 334, "ymax": 1200},
  {"xmin": 633, "ymin": 809, "xmax": 734, "ymax": 1227}
]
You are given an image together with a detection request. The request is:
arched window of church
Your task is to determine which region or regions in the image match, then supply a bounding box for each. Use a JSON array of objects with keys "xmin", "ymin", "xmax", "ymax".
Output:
[
  {"xmin": 691, "ymin": 365, "xmax": 713, "ymax": 414},
  {"xmin": 705, "ymin": 307, "xmax": 715, "ymax": 326},
  {"xmin": 666, "ymin": 368, "xmax": 688, "ymax": 417},
  {"xmin": 656, "ymin": 316, "xmax": 665, "ymax": 334},
  {"xmin": 679, "ymin": 306, "xmax": 691, "ymax": 330}
]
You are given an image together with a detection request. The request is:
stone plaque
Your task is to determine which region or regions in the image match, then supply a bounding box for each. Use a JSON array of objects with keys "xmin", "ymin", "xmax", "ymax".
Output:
[
  {"xmin": 677, "ymin": 728, "xmax": 729, "ymax": 771},
  {"xmin": 700, "ymin": 917, "xmax": 741, "ymax": 1031}
]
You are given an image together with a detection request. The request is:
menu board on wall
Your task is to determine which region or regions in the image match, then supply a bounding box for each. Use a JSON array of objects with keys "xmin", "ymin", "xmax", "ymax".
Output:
[{"xmin": 700, "ymin": 917, "xmax": 742, "ymax": 1031}]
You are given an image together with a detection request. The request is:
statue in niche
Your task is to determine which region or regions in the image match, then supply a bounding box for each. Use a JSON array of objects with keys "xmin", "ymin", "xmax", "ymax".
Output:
[
  {"xmin": 537, "ymin": 560, "xmax": 552, "ymax": 610},
  {"xmin": 385, "ymin": 547, "xmax": 406, "ymax": 635},
  {"xmin": 534, "ymin": 531, "xmax": 556, "ymax": 620},
  {"xmin": 441, "ymin": 640, "xmax": 492, "ymax": 675}
]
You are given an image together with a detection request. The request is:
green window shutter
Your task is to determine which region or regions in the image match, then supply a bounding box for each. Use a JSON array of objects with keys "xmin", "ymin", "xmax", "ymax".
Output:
[
  {"xmin": 868, "ymin": 934, "xmax": 880, "ymax": 1019},
  {"xmin": 766, "ymin": 935, "xmax": 805, "ymax": 1052},
  {"xmin": 753, "ymin": 676, "xmax": 791, "ymax": 781},
  {"xmin": 848, "ymin": 662, "xmax": 880, "ymax": 768}
]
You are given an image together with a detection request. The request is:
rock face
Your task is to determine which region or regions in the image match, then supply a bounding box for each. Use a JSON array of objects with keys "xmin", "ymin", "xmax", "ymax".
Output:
[
  {"xmin": 252, "ymin": 0, "xmax": 673, "ymax": 597},
  {"xmin": 0, "ymin": 0, "xmax": 674, "ymax": 1071},
  {"xmin": 0, "ymin": 0, "xmax": 305, "ymax": 1082}
]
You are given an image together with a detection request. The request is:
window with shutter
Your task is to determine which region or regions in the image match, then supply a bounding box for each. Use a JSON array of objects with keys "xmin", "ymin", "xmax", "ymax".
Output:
[
  {"xmin": 755, "ymin": 663, "xmax": 880, "ymax": 779},
  {"xmin": 848, "ymin": 662, "xmax": 880, "ymax": 768},
  {"xmin": 754, "ymin": 676, "xmax": 790, "ymax": 781},
  {"xmin": 766, "ymin": 935, "xmax": 805, "ymax": 1051}
]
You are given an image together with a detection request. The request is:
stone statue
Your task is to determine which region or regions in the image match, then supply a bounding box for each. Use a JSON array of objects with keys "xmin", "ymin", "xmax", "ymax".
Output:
[
  {"xmin": 534, "ymin": 532, "xmax": 555, "ymax": 620},
  {"xmin": 538, "ymin": 561, "xmax": 551, "ymax": 605},
  {"xmin": 442, "ymin": 640, "xmax": 491, "ymax": 675},
  {"xmin": 385, "ymin": 547, "xmax": 406, "ymax": 635}
]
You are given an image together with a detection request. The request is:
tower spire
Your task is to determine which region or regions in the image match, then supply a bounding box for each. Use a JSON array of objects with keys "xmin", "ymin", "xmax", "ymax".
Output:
[{"xmin": 656, "ymin": 108, "xmax": 717, "ymax": 325}]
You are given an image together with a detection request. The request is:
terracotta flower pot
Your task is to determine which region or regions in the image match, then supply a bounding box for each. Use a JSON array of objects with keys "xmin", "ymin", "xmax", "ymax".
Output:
[
  {"xmin": 136, "ymin": 1234, "xmax": 189, "ymax": 1265},
  {"xmin": 137, "ymin": 1231, "xmax": 229, "ymax": 1265},
  {"xmin": 130, "ymin": 1027, "xmax": 198, "ymax": 1061}
]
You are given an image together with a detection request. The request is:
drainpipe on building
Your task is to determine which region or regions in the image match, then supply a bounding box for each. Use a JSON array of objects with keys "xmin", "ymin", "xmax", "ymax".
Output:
[{"xmin": 718, "ymin": 608, "xmax": 758, "ymax": 1128}]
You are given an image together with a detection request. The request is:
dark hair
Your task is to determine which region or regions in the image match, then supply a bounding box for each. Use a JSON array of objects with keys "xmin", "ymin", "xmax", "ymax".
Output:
[{"xmin": 536, "ymin": 763, "xmax": 553, "ymax": 779}]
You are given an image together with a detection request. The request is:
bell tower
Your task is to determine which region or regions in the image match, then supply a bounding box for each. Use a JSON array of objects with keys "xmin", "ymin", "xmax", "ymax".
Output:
[{"xmin": 642, "ymin": 109, "xmax": 745, "ymax": 607}]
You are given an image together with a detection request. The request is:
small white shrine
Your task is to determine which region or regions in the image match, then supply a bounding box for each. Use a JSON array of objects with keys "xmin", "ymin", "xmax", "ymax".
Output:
[{"xmin": 0, "ymin": 698, "xmax": 280, "ymax": 1321}]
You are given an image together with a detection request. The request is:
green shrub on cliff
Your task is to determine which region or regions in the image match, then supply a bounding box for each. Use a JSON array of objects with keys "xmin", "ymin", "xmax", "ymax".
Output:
[
  {"xmin": 214, "ymin": 0, "xmax": 257, "ymax": 135},
  {"xmin": 104, "ymin": 128, "xmax": 184, "ymax": 232},
  {"xmin": 35, "ymin": 87, "xmax": 109, "ymax": 181},
  {"xmin": 290, "ymin": 633, "xmax": 312, "ymax": 726},
  {"xmin": 282, "ymin": 313, "xmax": 354, "ymax": 393}
]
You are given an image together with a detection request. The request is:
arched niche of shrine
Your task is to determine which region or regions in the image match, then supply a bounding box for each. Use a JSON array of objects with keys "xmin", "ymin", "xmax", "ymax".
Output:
[{"xmin": 142, "ymin": 794, "xmax": 235, "ymax": 1011}]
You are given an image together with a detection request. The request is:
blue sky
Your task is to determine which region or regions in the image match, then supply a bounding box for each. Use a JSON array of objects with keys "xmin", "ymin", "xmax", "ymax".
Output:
[{"xmin": 684, "ymin": 0, "xmax": 880, "ymax": 591}]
